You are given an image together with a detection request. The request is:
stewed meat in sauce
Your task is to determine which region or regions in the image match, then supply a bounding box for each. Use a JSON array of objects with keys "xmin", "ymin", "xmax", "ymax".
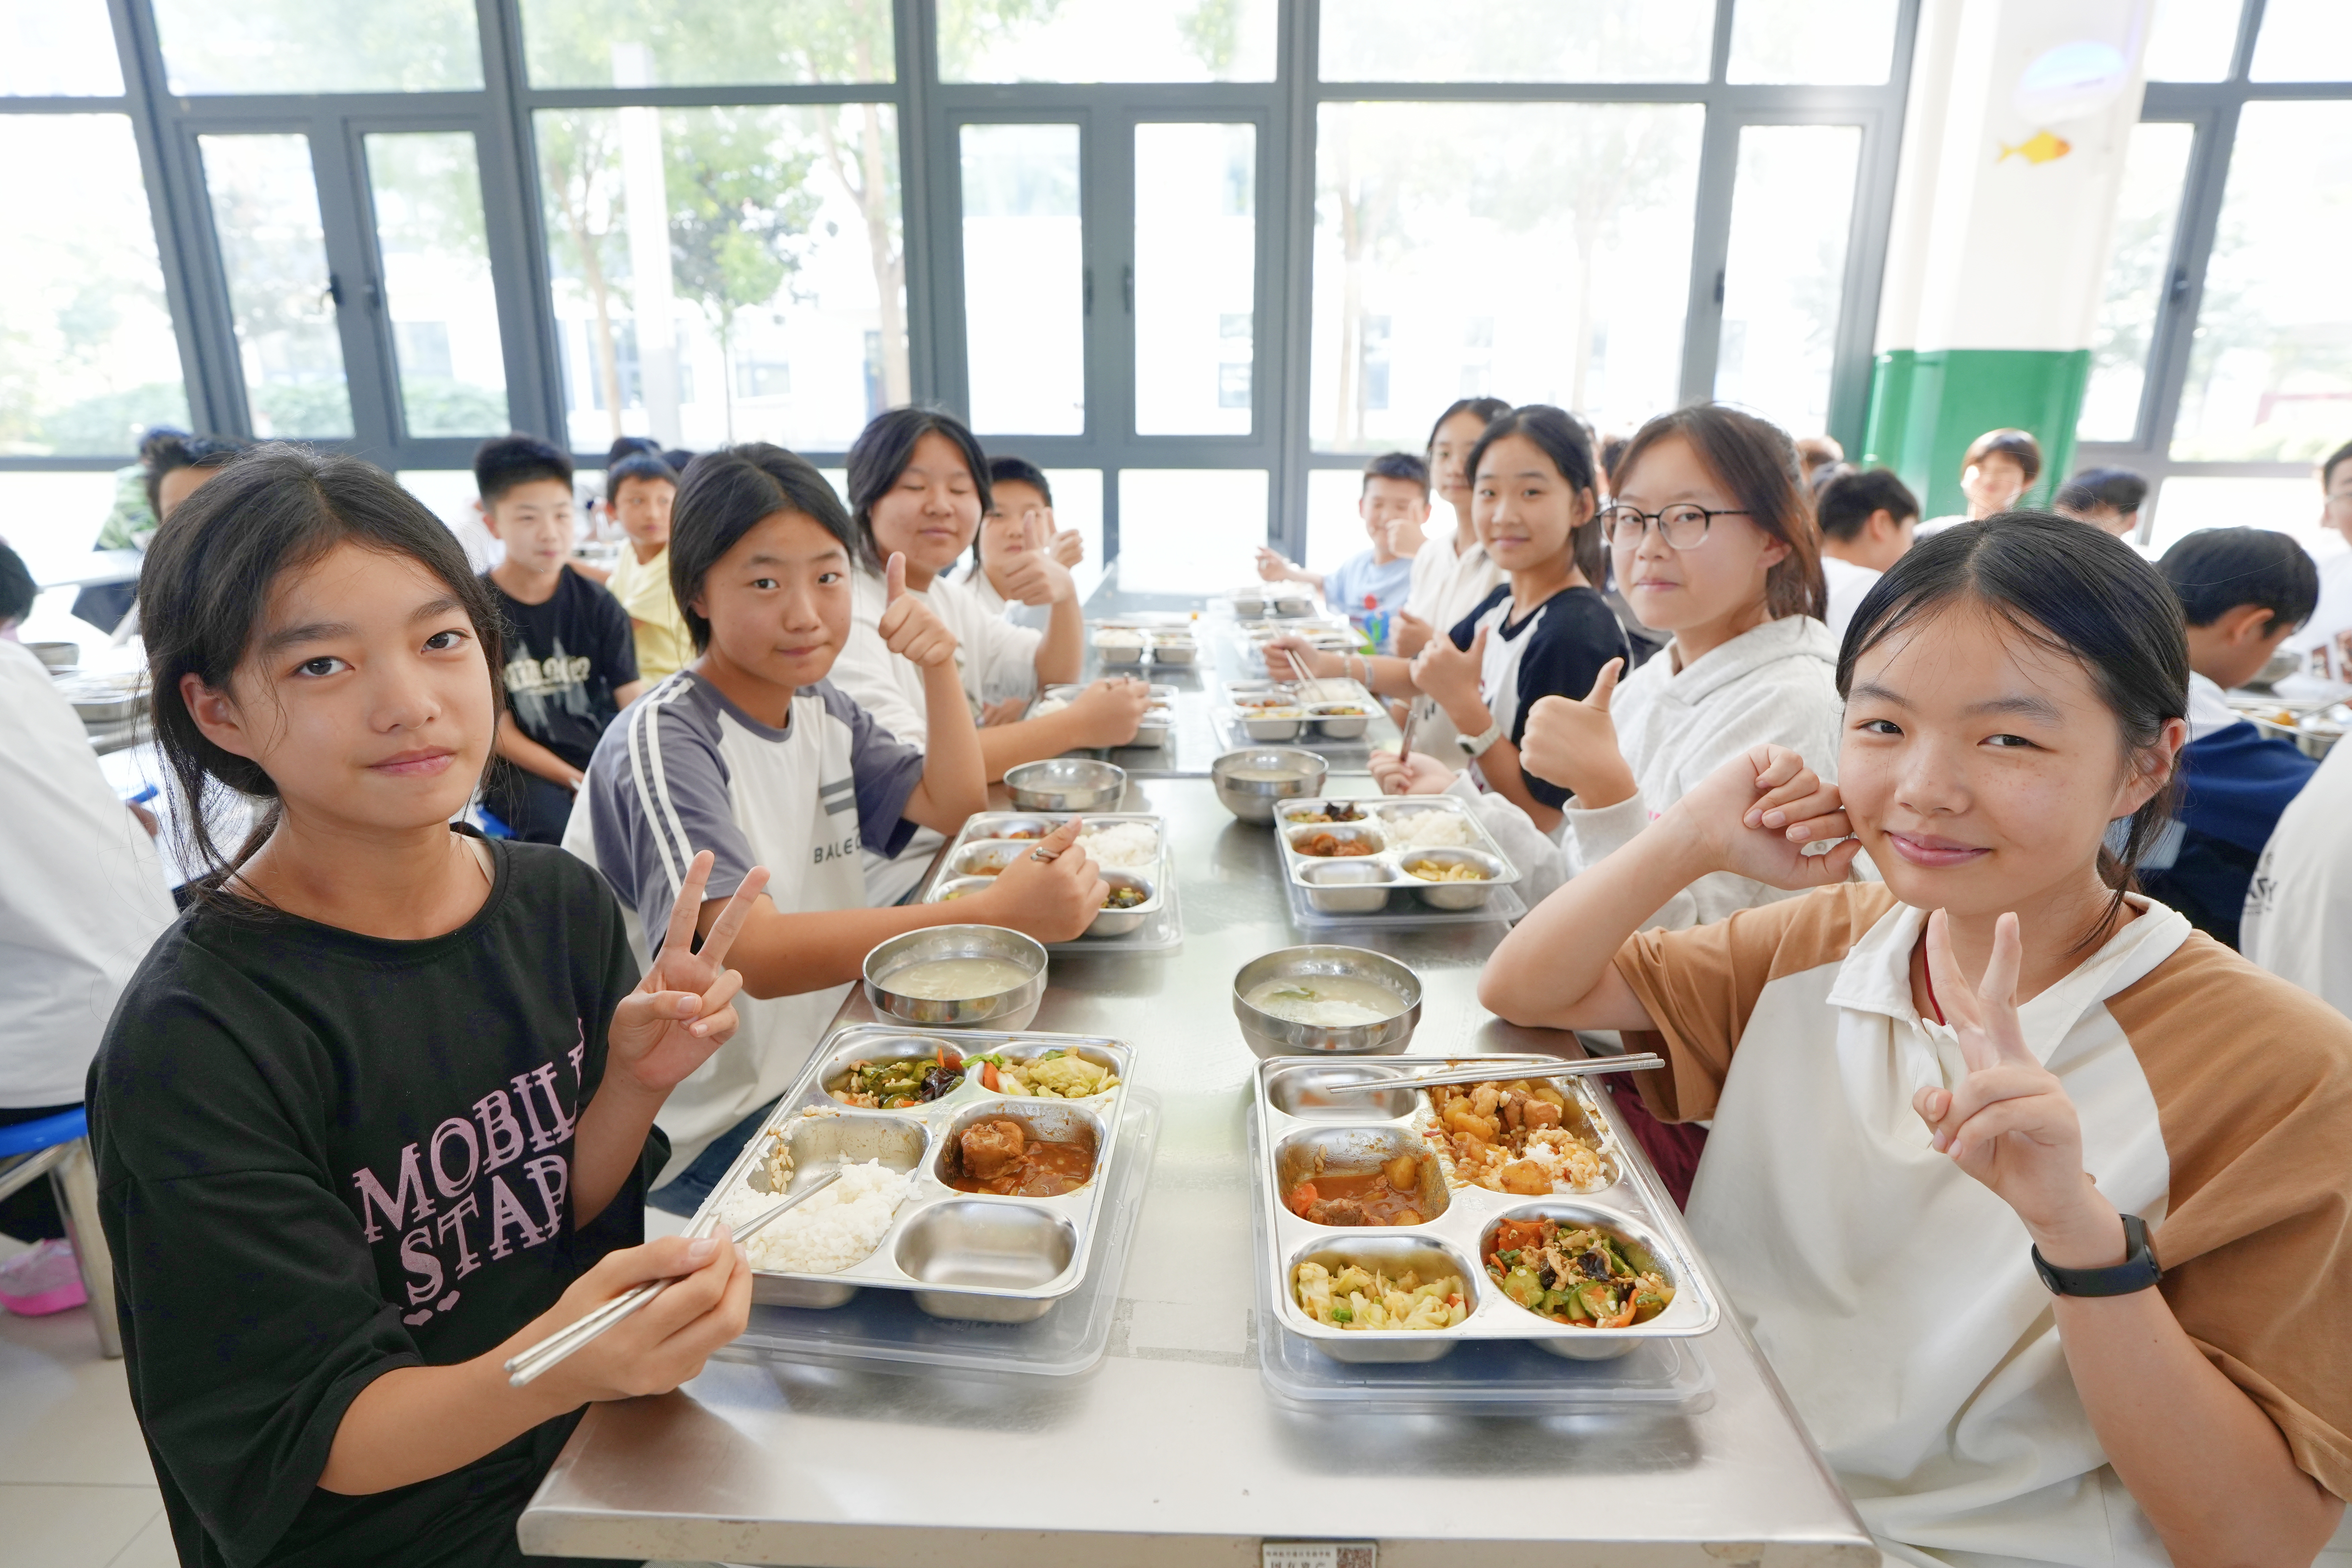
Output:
[{"xmin": 946, "ymin": 1117, "xmax": 1097, "ymax": 1196}]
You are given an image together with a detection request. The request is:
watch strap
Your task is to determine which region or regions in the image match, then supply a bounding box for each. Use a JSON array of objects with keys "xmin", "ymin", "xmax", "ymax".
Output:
[
  {"xmin": 1456, "ymin": 718, "xmax": 1504, "ymax": 757},
  {"xmin": 2032, "ymin": 1212, "xmax": 2161, "ymax": 1297}
]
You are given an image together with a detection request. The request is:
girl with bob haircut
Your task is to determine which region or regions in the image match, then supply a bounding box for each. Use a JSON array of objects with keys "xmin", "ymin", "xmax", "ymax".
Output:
[
  {"xmin": 825, "ymin": 406, "xmax": 1149, "ymax": 902},
  {"xmin": 1395, "ymin": 394, "xmax": 1512, "ymax": 660},
  {"xmin": 1481, "ymin": 513, "xmax": 2351, "ymax": 1568},
  {"xmin": 564, "ymin": 442, "xmax": 1105, "ymax": 1210},
  {"xmin": 1272, "ymin": 404, "xmax": 1628, "ymax": 832},
  {"xmin": 91, "ymin": 444, "xmax": 769, "ymax": 1566}
]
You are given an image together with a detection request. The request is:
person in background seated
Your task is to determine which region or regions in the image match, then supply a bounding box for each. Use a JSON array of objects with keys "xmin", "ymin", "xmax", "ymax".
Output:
[
  {"xmin": 2243, "ymin": 732, "xmax": 2352, "ymax": 1015},
  {"xmin": 953, "ymin": 456, "xmax": 1087, "ymax": 646},
  {"xmin": 602, "ymin": 450, "xmax": 691, "ymax": 683},
  {"xmin": 1398, "ymin": 399, "xmax": 1511, "ymax": 661},
  {"xmin": 2055, "ymin": 466, "xmax": 2150, "ymax": 541},
  {"xmin": 1255, "ymin": 453, "xmax": 1429, "ymax": 648},
  {"xmin": 76, "ymin": 433, "xmax": 250, "ymax": 633},
  {"xmin": 2137, "ymin": 528, "xmax": 2318, "ymax": 948},
  {"xmin": 0, "ymin": 541, "xmax": 175, "ymax": 1305},
  {"xmin": 1920, "ymin": 427, "xmax": 2041, "ymax": 535},
  {"xmin": 564, "ymin": 444, "xmax": 1102, "ymax": 1210},
  {"xmin": 826, "ymin": 407, "xmax": 1148, "ymax": 900},
  {"xmin": 1815, "ymin": 467, "xmax": 1920, "ymax": 642},
  {"xmin": 474, "ymin": 434, "xmax": 643, "ymax": 844},
  {"xmin": 1794, "ymin": 434, "xmax": 1844, "ymax": 492},
  {"xmin": 2274, "ymin": 438, "xmax": 2352, "ymax": 698}
]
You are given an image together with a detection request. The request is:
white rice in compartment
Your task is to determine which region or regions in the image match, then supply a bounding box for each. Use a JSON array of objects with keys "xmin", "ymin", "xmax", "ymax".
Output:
[
  {"xmin": 718, "ymin": 1158, "xmax": 912, "ymax": 1274},
  {"xmin": 1077, "ymin": 821, "xmax": 1159, "ymax": 868},
  {"xmin": 1385, "ymin": 809, "xmax": 1476, "ymax": 850}
]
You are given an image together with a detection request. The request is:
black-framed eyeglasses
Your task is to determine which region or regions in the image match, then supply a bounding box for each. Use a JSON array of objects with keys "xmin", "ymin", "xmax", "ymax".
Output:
[{"xmin": 1600, "ymin": 503, "xmax": 1750, "ymax": 549}]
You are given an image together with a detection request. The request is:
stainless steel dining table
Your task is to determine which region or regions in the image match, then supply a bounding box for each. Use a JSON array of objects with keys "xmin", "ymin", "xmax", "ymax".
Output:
[{"xmin": 518, "ymin": 772, "xmax": 1875, "ymax": 1568}]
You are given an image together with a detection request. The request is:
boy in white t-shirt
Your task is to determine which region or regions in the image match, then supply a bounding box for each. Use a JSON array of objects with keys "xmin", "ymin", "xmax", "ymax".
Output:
[
  {"xmin": 2274, "ymin": 438, "xmax": 2352, "ymax": 697},
  {"xmin": 1814, "ymin": 466, "xmax": 1918, "ymax": 643}
]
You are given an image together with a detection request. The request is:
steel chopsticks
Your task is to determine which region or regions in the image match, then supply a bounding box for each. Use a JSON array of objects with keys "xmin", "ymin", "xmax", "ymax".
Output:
[
  {"xmin": 1318, "ymin": 1056, "xmax": 1666, "ymax": 1096},
  {"xmin": 503, "ymin": 1168, "xmax": 842, "ymax": 1388}
]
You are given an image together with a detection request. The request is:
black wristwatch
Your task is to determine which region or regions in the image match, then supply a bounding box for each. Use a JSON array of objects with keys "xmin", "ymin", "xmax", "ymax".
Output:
[{"xmin": 2032, "ymin": 1212, "xmax": 2161, "ymax": 1297}]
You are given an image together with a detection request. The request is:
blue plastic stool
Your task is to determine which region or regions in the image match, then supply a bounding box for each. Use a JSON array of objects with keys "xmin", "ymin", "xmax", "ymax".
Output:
[{"xmin": 0, "ymin": 1108, "xmax": 120, "ymax": 1356}]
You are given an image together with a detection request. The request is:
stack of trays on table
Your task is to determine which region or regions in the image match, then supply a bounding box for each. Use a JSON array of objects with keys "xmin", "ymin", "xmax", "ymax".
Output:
[
  {"xmin": 1220, "ymin": 678, "xmax": 1380, "ymax": 746},
  {"xmin": 1090, "ymin": 620, "xmax": 1198, "ymax": 670},
  {"xmin": 1272, "ymin": 795, "xmax": 1526, "ymax": 927},
  {"xmin": 695, "ymin": 1025, "xmax": 1161, "ymax": 1378},
  {"xmin": 1031, "ymin": 682, "xmax": 1177, "ymax": 748},
  {"xmin": 1250, "ymin": 1053, "xmax": 1718, "ymax": 1412},
  {"xmin": 1224, "ymin": 586, "xmax": 1319, "ymax": 619},
  {"xmin": 923, "ymin": 810, "xmax": 1180, "ymax": 951}
]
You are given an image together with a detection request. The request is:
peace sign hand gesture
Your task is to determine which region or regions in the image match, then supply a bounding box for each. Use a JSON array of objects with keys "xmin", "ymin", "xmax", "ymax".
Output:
[
  {"xmin": 1911, "ymin": 910, "xmax": 2107, "ymax": 1246},
  {"xmin": 608, "ymin": 849, "xmax": 771, "ymax": 1097}
]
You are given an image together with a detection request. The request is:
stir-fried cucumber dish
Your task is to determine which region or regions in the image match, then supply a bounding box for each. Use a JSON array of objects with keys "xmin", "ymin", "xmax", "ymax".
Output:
[
  {"xmin": 1484, "ymin": 1218, "xmax": 1674, "ymax": 1328},
  {"xmin": 829, "ymin": 1050, "xmax": 965, "ymax": 1108},
  {"xmin": 1292, "ymin": 1260, "xmax": 1468, "ymax": 1331}
]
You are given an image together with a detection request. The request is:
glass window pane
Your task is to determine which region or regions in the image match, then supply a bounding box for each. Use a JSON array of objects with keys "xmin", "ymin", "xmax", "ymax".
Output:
[
  {"xmin": 0, "ymin": 117, "xmax": 188, "ymax": 457},
  {"xmin": 517, "ymin": 0, "xmax": 892, "ymax": 88},
  {"xmin": 151, "ymin": 0, "xmax": 482, "ymax": 93},
  {"xmin": 2143, "ymin": 0, "xmax": 2241, "ymax": 81},
  {"xmin": 940, "ymin": 0, "xmax": 1276, "ymax": 83},
  {"xmin": 199, "ymin": 134, "xmax": 353, "ymax": 439},
  {"xmin": 1304, "ymin": 467, "xmax": 1379, "ymax": 576},
  {"xmin": 2077, "ymin": 121, "xmax": 2195, "ymax": 442},
  {"xmin": 961, "ymin": 123, "xmax": 1084, "ymax": 436},
  {"xmin": 1727, "ymin": 0, "xmax": 1897, "ymax": 84},
  {"xmin": 2249, "ymin": 0, "xmax": 2352, "ymax": 81},
  {"xmin": 1318, "ymin": 0, "xmax": 1711, "ymax": 84},
  {"xmin": 1116, "ymin": 469, "xmax": 1266, "ymax": 594},
  {"xmin": 1714, "ymin": 125, "xmax": 1862, "ymax": 439},
  {"xmin": 2170, "ymin": 102, "xmax": 2352, "ymax": 462},
  {"xmin": 535, "ymin": 103, "xmax": 907, "ymax": 453},
  {"xmin": 365, "ymin": 134, "xmax": 508, "ymax": 439},
  {"xmin": 1311, "ymin": 102, "xmax": 1704, "ymax": 451},
  {"xmin": 1135, "ymin": 123, "xmax": 1255, "ymax": 437},
  {"xmin": 2145, "ymin": 477, "xmax": 2337, "ymax": 558},
  {"xmin": 0, "ymin": 1, "xmax": 125, "ymax": 95},
  {"xmin": 0, "ymin": 473, "xmax": 134, "ymax": 585}
]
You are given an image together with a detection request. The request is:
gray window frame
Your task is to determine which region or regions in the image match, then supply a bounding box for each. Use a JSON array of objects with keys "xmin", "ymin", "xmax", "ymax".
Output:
[
  {"xmin": 3, "ymin": 0, "xmax": 1919, "ymax": 571},
  {"xmin": 2077, "ymin": 0, "xmax": 2352, "ymax": 537}
]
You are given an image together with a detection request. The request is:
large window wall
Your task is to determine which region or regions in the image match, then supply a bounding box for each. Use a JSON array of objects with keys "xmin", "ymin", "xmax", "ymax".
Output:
[
  {"xmin": 1, "ymin": 0, "xmax": 1916, "ymax": 591},
  {"xmin": 2075, "ymin": 0, "xmax": 2352, "ymax": 552}
]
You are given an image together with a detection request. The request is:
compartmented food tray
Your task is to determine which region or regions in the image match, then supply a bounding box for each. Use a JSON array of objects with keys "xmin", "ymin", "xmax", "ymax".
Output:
[
  {"xmin": 686, "ymin": 1025, "xmax": 1138, "ymax": 1324},
  {"xmin": 1247, "ymin": 1101, "xmax": 1712, "ymax": 1411},
  {"xmin": 1032, "ymin": 683, "xmax": 1178, "ymax": 748},
  {"xmin": 1090, "ymin": 619, "xmax": 1199, "ymax": 669},
  {"xmin": 715, "ymin": 1089, "xmax": 1161, "ymax": 1379},
  {"xmin": 1217, "ymin": 677, "xmax": 1382, "ymax": 746},
  {"xmin": 1252, "ymin": 1053, "xmax": 1720, "ymax": 1365},
  {"xmin": 922, "ymin": 811, "xmax": 1182, "ymax": 953},
  {"xmin": 1272, "ymin": 795, "xmax": 1523, "ymax": 922}
]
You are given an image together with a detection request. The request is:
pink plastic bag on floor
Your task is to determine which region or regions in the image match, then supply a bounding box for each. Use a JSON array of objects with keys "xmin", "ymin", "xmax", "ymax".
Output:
[{"xmin": 0, "ymin": 1238, "xmax": 89, "ymax": 1316}]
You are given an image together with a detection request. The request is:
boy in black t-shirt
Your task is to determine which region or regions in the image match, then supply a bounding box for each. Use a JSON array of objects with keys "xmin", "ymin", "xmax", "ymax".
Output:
[{"xmin": 474, "ymin": 434, "xmax": 643, "ymax": 843}]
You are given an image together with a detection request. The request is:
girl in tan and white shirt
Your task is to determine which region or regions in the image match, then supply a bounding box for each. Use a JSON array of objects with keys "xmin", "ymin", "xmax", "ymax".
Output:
[{"xmin": 1483, "ymin": 513, "xmax": 2350, "ymax": 1568}]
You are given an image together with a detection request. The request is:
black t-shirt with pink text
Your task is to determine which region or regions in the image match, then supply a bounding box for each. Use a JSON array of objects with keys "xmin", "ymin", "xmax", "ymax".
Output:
[{"xmin": 87, "ymin": 834, "xmax": 659, "ymax": 1568}]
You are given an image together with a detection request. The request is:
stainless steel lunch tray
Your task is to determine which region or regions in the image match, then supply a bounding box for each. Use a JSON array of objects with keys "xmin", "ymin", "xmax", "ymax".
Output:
[
  {"xmin": 1253, "ymin": 1052, "xmax": 1719, "ymax": 1363},
  {"xmin": 1219, "ymin": 678, "xmax": 1380, "ymax": 744},
  {"xmin": 922, "ymin": 811, "xmax": 1179, "ymax": 949},
  {"xmin": 686, "ymin": 1024, "xmax": 1135, "ymax": 1323},
  {"xmin": 1034, "ymin": 683, "xmax": 1175, "ymax": 747},
  {"xmin": 1272, "ymin": 796, "xmax": 1522, "ymax": 912}
]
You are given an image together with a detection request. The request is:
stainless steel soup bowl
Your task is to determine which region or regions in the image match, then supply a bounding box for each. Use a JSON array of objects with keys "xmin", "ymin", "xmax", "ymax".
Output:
[
  {"xmin": 861, "ymin": 925, "xmax": 1047, "ymax": 1029},
  {"xmin": 1210, "ymin": 746, "xmax": 1329, "ymax": 823},
  {"xmin": 1003, "ymin": 757, "xmax": 1128, "ymax": 812},
  {"xmin": 1231, "ymin": 944, "xmax": 1422, "ymax": 1059}
]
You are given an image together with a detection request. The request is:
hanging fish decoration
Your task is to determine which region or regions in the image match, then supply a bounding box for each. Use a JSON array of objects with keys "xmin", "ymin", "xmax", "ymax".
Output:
[{"xmin": 1998, "ymin": 130, "xmax": 2073, "ymax": 166}]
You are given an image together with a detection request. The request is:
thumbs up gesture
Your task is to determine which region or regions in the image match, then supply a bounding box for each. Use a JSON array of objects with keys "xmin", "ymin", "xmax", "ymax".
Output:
[
  {"xmin": 994, "ymin": 510, "xmax": 1077, "ymax": 606},
  {"xmin": 878, "ymin": 551, "xmax": 961, "ymax": 670},
  {"xmin": 1519, "ymin": 657, "xmax": 1636, "ymax": 805},
  {"xmin": 1408, "ymin": 623, "xmax": 1488, "ymax": 719}
]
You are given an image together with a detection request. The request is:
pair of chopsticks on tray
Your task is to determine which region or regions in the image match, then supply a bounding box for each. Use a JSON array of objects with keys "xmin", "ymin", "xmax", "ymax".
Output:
[
  {"xmin": 1319, "ymin": 1055, "xmax": 1665, "ymax": 1096},
  {"xmin": 502, "ymin": 1169, "xmax": 841, "ymax": 1387}
]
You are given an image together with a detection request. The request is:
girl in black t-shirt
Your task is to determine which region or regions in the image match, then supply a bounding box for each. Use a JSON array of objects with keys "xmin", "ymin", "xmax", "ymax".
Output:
[
  {"xmin": 1271, "ymin": 404, "xmax": 1627, "ymax": 833},
  {"xmin": 89, "ymin": 445, "xmax": 767, "ymax": 1568}
]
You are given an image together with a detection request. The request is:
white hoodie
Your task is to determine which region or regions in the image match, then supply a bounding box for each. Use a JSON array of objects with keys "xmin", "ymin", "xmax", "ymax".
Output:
[{"xmin": 1456, "ymin": 615, "xmax": 1854, "ymax": 929}]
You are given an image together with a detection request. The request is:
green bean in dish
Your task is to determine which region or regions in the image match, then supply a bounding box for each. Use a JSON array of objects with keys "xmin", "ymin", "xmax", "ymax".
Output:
[{"xmin": 830, "ymin": 1049, "xmax": 966, "ymax": 1108}]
